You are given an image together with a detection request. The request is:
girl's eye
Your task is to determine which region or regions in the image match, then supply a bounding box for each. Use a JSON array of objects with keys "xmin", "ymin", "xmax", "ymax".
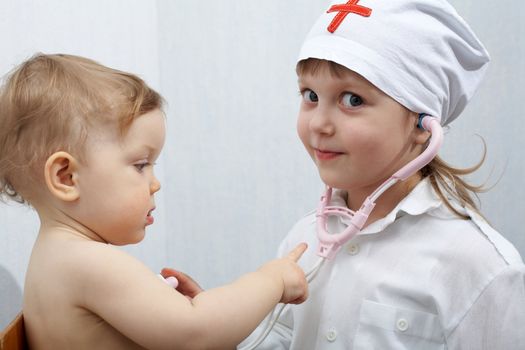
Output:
[
  {"xmin": 341, "ymin": 92, "xmax": 363, "ymax": 108},
  {"xmin": 302, "ymin": 89, "xmax": 318, "ymax": 103}
]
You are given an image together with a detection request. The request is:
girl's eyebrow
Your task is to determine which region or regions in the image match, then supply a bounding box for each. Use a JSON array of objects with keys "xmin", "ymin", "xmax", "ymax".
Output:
[
  {"xmin": 297, "ymin": 77, "xmax": 308, "ymax": 86},
  {"xmin": 298, "ymin": 75, "xmax": 378, "ymax": 97}
]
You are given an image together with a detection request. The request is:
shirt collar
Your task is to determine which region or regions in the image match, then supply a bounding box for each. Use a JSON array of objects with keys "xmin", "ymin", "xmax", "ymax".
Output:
[{"xmin": 331, "ymin": 177, "xmax": 444, "ymax": 235}]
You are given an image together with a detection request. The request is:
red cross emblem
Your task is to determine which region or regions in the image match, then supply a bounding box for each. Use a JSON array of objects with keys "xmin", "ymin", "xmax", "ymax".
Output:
[{"xmin": 326, "ymin": 0, "xmax": 372, "ymax": 33}]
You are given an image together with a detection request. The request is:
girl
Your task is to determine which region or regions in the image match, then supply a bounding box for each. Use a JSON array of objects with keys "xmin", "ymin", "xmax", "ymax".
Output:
[{"xmin": 236, "ymin": 0, "xmax": 525, "ymax": 348}]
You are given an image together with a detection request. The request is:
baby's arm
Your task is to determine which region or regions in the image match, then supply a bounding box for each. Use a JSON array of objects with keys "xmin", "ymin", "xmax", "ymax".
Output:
[
  {"xmin": 160, "ymin": 268, "xmax": 203, "ymax": 299},
  {"xmin": 74, "ymin": 242, "xmax": 308, "ymax": 350}
]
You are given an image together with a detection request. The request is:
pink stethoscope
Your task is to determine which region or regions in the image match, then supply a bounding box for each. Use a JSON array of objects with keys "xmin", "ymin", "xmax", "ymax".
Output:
[{"xmin": 240, "ymin": 114, "xmax": 444, "ymax": 349}]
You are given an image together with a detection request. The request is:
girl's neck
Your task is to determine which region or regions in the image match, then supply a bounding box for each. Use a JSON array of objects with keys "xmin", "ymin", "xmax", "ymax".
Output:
[{"xmin": 345, "ymin": 173, "xmax": 422, "ymax": 227}]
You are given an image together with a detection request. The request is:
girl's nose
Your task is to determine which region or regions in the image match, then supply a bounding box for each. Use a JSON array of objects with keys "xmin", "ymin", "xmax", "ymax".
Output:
[{"xmin": 310, "ymin": 108, "xmax": 335, "ymax": 135}]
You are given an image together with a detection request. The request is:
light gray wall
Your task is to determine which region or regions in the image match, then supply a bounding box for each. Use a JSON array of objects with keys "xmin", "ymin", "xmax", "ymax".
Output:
[{"xmin": 1, "ymin": 0, "xmax": 524, "ymax": 330}]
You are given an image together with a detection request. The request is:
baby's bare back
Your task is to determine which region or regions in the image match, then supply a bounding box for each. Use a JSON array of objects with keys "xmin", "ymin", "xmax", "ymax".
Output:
[
  {"xmin": 23, "ymin": 234, "xmax": 146, "ymax": 349},
  {"xmin": 23, "ymin": 306, "xmax": 145, "ymax": 350}
]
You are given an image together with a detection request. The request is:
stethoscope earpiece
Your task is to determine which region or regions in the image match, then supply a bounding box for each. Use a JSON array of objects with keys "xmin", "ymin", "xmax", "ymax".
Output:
[{"xmin": 417, "ymin": 113, "xmax": 428, "ymax": 129}]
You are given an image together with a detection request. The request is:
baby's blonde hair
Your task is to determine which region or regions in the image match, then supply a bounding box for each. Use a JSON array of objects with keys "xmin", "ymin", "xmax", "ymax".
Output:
[
  {"xmin": 0, "ymin": 53, "xmax": 164, "ymax": 204},
  {"xmin": 297, "ymin": 58, "xmax": 485, "ymax": 219}
]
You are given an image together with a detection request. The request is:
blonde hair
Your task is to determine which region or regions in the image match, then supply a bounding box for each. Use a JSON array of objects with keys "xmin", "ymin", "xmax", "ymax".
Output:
[
  {"xmin": 0, "ymin": 53, "xmax": 164, "ymax": 204},
  {"xmin": 297, "ymin": 58, "xmax": 486, "ymax": 219}
]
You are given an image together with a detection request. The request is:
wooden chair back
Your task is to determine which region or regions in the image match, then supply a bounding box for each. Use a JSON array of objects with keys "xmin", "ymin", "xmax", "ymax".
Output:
[{"xmin": 0, "ymin": 313, "xmax": 28, "ymax": 350}]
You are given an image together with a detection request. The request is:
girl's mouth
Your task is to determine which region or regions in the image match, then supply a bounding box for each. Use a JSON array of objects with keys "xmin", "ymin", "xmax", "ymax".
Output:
[{"xmin": 315, "ymin": 149, "xmax": 343, "ymax": 160}]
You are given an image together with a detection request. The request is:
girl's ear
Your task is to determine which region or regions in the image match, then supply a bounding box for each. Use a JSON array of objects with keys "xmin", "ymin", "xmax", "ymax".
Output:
[
  {"xmin": 44, "ymin": 151, "xmax": 80, "ymax": 202},
  {"xmin": 415, "ymin": 128, "xmax": 431, "ymax": 145},
  {"xmin": 411, "ymin": 113, "xmax": 431, "ymax": 145}
]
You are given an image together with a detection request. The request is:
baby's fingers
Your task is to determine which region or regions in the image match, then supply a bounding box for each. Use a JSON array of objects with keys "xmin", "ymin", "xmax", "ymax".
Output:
[
  {"xmin": 287, "ymin": 292, "xmax": 309, "ymax": 305},
  {"xmin": 161, "ymin": 268, "xmax": 204, "ymax": 298},
  {"xmin": 285, "ymin": 243, "xmax": 308, "ymax": 262}
]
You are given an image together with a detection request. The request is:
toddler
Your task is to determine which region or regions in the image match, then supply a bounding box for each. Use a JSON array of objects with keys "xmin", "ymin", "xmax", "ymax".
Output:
[{"xmin": 0, "ymin": 53, "xmax": 309, "ymax": 350}]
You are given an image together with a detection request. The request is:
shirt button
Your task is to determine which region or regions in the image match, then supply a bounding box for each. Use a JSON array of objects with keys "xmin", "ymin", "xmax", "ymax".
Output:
[
  {"xmin": 346, "ymin": 243, "xmax": 360, "ymax": 255},
  {"xmin": 396, "ymin": 318, "xmax": 409, "ymax": 332},
  {"xmin": 326, "ymin": 328, "xmax": 337, "ymax": 342}
]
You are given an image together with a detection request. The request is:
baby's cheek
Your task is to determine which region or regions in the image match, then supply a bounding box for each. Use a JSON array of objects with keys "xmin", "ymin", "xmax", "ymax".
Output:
[{"xmin": 125, "ymin": 195, "xmax": 149, "ymax": 216}]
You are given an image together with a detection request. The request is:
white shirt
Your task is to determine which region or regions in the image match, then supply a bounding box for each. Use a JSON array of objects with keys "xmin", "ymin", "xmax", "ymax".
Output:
[{"xmin": 240, "ymin": 178, "xmax": 525, "ymax": 349}]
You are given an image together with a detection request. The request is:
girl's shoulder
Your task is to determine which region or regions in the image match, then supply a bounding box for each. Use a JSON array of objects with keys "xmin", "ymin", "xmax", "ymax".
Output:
[{"xmin": 462, "ymin": 207, "xmax": 523, "ymax": 266}]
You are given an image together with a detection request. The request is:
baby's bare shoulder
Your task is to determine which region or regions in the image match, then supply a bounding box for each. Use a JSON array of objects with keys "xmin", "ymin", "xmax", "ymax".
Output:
[
  {"xmin": 27, "ymin": 235, "xmax": 154, "ymax": 307},
  {"xmin": 24, "ymin": 237, "xmax": 156, "ymax": 349}
]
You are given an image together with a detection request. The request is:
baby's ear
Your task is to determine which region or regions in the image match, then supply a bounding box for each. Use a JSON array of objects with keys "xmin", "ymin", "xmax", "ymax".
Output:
[{"xmin": 44, "ymin": 151, "xmax": 80, "ymax": 202}]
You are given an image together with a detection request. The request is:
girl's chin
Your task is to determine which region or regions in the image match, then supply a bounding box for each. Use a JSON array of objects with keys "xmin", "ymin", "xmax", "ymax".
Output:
[{"xmin": 318, "ymin": 174, "xmax": 349, "ymax": 190}]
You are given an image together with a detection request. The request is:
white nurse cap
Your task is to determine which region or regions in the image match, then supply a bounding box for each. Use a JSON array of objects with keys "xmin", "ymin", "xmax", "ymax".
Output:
[{"xmin": 298, "ymin": 0, "xmax": 490, "ymax": 125}]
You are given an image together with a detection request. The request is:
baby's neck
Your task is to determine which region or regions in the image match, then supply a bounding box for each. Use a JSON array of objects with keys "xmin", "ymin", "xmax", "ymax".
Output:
[{"xmin": 36, "ymin": 206, "xmax": 107, "ymax": 243}]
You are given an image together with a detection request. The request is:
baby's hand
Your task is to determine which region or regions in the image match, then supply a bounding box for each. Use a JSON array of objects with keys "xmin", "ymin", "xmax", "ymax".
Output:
[
  {"xmin": 160, "ymin": 268, "xmax": 204, "ymax": 299},
  {"xmin": 258, "ymin": 243, "xmax": 309, "ymax": 305}
]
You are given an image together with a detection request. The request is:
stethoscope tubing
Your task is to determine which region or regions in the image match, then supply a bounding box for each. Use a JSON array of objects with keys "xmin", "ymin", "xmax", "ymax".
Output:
[{"xmin": 240, "ymin": 258, "xmax": 326, "ymax": 350}]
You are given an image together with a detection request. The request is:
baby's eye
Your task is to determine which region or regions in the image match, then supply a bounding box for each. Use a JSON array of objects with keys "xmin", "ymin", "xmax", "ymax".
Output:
[
  {"xmin": 341, "ymin": 92, "xmax": 363, "ymax": 108},
  {"xmin": 134, "ymin": 162, "xmax": 150, "ymax": 172},
  {"xmin": 301, "ymin": 89, "xmax": 318, "ymax": 103}
]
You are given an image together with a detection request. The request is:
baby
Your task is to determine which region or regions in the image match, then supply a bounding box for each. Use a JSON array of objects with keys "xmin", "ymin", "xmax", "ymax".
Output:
[{"xmin": 0, "ymin": 53, "xmax": 308, "ymax": 350}]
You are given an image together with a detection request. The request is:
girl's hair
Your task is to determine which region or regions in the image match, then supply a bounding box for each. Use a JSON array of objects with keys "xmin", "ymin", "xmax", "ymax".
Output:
[
  {"xmin": 0, "ymin": 53, "xmax": 164, "ymax": 204},
  {"xmin": 421, "ymin": 154, "xmax": 485, "ymax": 219},
  {"xmin": 297, "ymin": 58, "xmax": 486, "ymax": 219}
]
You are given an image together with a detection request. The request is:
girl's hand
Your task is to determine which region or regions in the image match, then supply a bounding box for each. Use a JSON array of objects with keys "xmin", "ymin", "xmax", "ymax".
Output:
[{"xmin": 160, "ymin": 268, "xmax": 203, "ymax": 299}]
